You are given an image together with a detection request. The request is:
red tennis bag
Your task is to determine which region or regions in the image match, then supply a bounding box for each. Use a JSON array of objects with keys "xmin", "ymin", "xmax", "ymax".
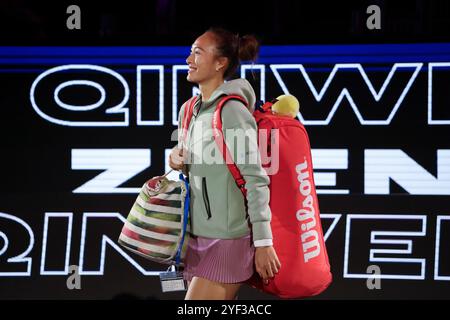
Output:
[{"xmin": 212, "ymin": 95, "xmax": 332, "ymax": 299}]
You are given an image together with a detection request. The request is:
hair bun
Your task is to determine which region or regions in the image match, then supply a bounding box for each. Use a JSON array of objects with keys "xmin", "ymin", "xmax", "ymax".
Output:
[
  {"xmin": 206, "ymin": 27, "xmax": 260, "ymax": 79},
  {"xmin": 238, "ymin": 34, "xmax": 259, "ymax": 62}
]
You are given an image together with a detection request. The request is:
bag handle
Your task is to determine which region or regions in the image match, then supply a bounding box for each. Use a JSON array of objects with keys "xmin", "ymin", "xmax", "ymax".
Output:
[
  {"xmin": 172, "ymin": 96, "xmax": 199, "ymax": 266},
  {"xmin": 174, "ymin": 172, "xmax": 190, "ymax": 266}
]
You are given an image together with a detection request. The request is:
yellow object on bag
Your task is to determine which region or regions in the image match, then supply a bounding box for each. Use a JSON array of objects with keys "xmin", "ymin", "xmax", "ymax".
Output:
[{"xmin": 272, "ymin": 94, "xmax": 300, "ymax": 118}]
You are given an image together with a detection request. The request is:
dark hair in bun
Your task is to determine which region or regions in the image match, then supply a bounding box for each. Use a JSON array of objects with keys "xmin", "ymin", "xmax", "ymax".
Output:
[{"xmin": 207, "ymin": 27, "xmax": 259, "ymax": 79}]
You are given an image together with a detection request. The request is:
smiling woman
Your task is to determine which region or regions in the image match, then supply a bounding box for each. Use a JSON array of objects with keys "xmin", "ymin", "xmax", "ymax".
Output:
[{"xmin": 169, "ymin": 27, "xmax": 281, "ymax": 300}]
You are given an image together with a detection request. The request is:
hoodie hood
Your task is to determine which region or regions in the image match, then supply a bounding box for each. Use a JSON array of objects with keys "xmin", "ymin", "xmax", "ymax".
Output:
[{"xmin": 201, "ymin": 79, "xmax": 256, "ymax": 112}]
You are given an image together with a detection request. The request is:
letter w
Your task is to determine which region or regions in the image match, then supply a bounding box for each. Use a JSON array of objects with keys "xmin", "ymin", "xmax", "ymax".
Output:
[{"xmin": 270, "ymin": 63, "xmax": 422, "ymax": 125}]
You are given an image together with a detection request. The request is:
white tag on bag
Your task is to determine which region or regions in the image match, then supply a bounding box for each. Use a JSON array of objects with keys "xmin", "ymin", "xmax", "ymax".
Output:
[{"xmin": 159, "ymin": 265, "xmax": 187, "ymax": 292}]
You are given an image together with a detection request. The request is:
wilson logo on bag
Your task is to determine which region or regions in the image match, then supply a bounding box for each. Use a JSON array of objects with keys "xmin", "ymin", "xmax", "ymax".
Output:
[{"xmin": 296, "ymin": 158, "xmax": 322, "ymax": 263}]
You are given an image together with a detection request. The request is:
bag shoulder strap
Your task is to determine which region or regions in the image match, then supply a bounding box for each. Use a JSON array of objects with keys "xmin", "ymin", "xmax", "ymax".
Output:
[
  {"xmin": 212, "ymin": 94, "xmax": 249, "ymax": 200},
  {"xmin": 180, "ymin": 96, "xmax": 199, "ymax": 145}
]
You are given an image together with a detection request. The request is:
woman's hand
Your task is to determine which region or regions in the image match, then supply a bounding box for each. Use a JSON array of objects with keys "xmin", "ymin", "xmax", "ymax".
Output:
[
  {"xmin": 168, "ymin": 146, "xmax": 185, "ymax": 171},
  {"xmin": 255, "ymin": 245, "xmax": 281, "ymax": 285}
]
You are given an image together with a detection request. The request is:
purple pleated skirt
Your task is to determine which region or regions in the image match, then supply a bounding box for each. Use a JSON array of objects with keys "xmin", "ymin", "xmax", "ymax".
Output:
[{"xmin": 182, "ymin": 233, "xmax": 256, "ymax": 284}]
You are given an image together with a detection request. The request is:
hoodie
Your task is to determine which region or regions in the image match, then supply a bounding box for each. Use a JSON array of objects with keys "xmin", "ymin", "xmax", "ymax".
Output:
[{"xmin": 177, "ymin": 79, "xmax": 272, "ymax": 245}]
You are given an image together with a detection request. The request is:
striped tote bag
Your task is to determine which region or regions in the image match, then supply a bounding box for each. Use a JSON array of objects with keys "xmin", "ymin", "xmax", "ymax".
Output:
[{"xmin": 118, "ymin": 171, "xmax": 190, "ymax": 266}]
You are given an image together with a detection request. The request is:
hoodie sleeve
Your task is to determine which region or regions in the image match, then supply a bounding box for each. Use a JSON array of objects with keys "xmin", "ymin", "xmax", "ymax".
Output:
[{"xmin": 221, "ymin": 100, "xmax": 273, "ymax": 243}]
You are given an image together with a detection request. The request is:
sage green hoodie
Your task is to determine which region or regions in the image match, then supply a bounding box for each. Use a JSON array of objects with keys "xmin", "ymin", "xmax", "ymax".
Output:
[{"xmin": 177, "ymin": 79, "xmax": 272, "ymax": 244}]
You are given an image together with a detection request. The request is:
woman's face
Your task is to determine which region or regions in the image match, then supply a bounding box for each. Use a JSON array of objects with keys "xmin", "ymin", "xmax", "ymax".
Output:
[{"xmin": 186, "ymin": 32, "xmax": 226, "ymax": 84}]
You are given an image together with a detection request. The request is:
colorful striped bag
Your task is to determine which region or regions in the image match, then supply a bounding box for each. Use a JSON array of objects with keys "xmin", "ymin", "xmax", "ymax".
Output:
[{"xmin": 118, "ymin": 171, "xmax": 191, "ymax": 266}]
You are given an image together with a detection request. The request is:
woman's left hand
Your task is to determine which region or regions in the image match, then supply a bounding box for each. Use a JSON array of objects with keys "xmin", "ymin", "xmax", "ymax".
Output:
[{"xmin": 255, "ymin": 245, "xmax": 281, "ymax": 285}]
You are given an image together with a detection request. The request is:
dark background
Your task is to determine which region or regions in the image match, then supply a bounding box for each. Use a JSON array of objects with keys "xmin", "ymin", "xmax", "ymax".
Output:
[{"xmin": 1, "ymin": 0, "xmax": 450, "ymax": 45}]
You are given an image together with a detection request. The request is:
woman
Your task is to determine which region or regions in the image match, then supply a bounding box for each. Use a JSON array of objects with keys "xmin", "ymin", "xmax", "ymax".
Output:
[{"xmin": 169, "ymin": 27, "xmax": 281, "ymax": 300}]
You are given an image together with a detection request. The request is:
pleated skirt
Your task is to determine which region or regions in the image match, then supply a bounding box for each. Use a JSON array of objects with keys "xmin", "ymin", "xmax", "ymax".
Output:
[{"xmin": 182, "ymin": 233, "xmax": 255, "ymax": 284}]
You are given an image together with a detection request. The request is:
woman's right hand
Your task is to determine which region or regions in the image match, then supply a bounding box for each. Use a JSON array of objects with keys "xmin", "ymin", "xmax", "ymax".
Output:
[
  {"xmin": 169, "ymin": 146, "xmax": 185, "ymax": 171},
  {"xmin": 255, "ymin": 245, "xmax": 281, "ymax": 285}
]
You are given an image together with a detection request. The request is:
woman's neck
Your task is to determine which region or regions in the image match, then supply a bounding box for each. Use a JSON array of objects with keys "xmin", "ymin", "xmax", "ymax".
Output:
[{"xmin": 199, "ymin": 77, "xmax": 224, "ymax": 102}]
